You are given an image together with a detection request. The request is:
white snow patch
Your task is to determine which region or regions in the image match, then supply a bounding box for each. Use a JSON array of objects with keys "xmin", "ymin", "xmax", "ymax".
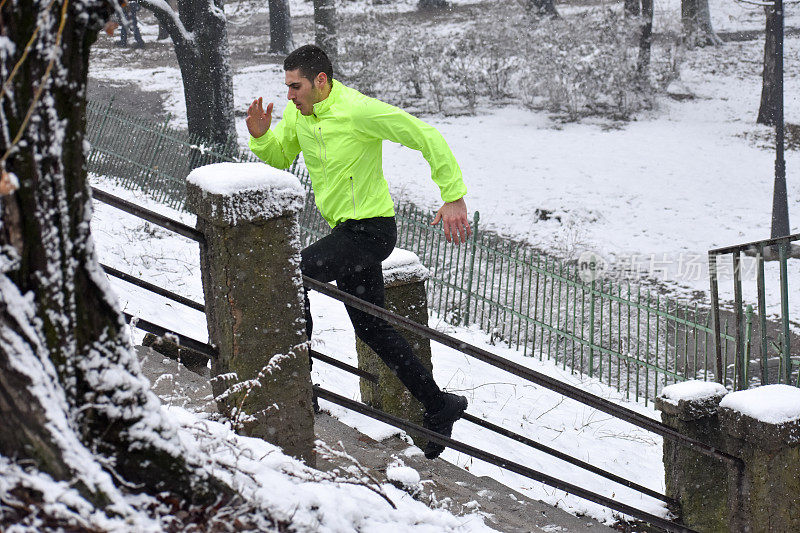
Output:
[
  {"xmin": 660, "ymin": 380, "xmax": 728, "ymax": 404},
  {"xmin": 386, "ymin": 461, "xmax": 421, "ymax": 487},
  {"xmin": 383, "ymin": 248, "xmax": 430, "ymax": 285},
  {"xmin": 719, "ymin": 384, "xmax": 800, "ymax": 424},
  {"xmin": 187, "ymin": 161, "xmax": 301, "ymax": 197}
]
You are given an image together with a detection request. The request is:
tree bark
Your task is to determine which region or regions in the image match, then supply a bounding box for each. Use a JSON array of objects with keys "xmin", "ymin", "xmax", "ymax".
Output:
[
  {"xmin": 758, "ymin": 5, "xmax": 779, "ymax": 125},
  {"xmin": 638, "ymin": 0, "xmax": 654, "ymax": 74},
  {"xmin": 314, "ymin": 0, "xmax": 338, "ymax": 67},
  {"xmin": 269, "ymin": 0, "xmax": 294, "ymax": 54},
  {"xmin": 140, "ymin": 0, "xmax": 237, "ymax": 151},
  {"xmin": 681, "ymin": 0, "xmax": 721, "ymax": 47},
  {"xmin": 0, "ymin": 0, "xmax": 231, "ymax": 508},
  {"xmin": 521, "ymin": 0, "xmax": 559, "ymax": 18},
  {"xmin": 418, "ymin": 0, "xmax": 449, "ymax": 9}
]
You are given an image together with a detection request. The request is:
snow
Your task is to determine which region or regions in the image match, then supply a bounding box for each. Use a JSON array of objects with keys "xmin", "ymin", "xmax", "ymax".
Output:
[
  {"xmin": 383, "ymin": 248, "xmax": 430, "ymax": 285},
  {"xmin": 187, "ymin": 162, "xmax": 305, "ymax": 223},
  {"xmin": 659, "ymin": 380, "xmax": 728, "ymax": 404},
  {"xmin": 719, "ymin": 384, "xmax": 800, "ymax": 424},
  {"xmin": 386, "ymin": 460, "xmax": 422, "ymax": 488},
  {"xmin": 187, "ymin": 161, "xmax": 302, "ymax": 197}
]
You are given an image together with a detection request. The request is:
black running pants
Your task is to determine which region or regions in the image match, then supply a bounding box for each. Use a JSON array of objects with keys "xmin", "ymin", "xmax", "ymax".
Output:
[{"xmin": 301, "ymin": 216, "xmax": 443, "ymax": 412}]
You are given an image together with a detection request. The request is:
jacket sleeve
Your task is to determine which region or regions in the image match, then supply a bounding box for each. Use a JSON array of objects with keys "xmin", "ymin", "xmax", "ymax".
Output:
[
  {"xmin": 248, "ymin": 102, "xmax": 301, "ymax": 169},
  {"xmin": 351, "ymin": 98, "xmax": 467, "ymax": 203}
]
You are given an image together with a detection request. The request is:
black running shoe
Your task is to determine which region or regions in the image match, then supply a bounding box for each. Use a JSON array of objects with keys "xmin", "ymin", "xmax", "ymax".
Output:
[{"xmin": 423, "ymin": 392, "xmax": 468, "ymax": 459}]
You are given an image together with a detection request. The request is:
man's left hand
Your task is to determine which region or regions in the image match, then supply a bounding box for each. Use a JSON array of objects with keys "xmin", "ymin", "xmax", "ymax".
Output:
[{"xmin": 431, "ymin": 197, "xmax": 471, "ymax": 244}]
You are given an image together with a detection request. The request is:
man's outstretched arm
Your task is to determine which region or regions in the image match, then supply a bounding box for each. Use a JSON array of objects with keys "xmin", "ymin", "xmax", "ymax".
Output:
[{"xmin": 352, "ymin": 100, "xmax": 470, "ymax": 243}]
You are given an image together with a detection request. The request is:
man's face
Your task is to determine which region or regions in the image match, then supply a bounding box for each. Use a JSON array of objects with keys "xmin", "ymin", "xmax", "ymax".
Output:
[{"xmin": 285, "ymin": 69, "xmax": 323, "ymax": 116}]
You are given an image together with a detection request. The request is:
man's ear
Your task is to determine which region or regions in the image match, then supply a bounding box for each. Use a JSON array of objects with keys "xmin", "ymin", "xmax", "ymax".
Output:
[{"xmin": 315, "ymin": 72, "xmax": 328, "ymax": 88}]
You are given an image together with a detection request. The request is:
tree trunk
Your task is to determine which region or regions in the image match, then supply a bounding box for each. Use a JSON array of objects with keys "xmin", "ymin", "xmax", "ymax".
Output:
[
  {"xmin": 758, "ymin": 5, "xmax": 779, "ymax": 125},
  {"xmin": 681, "ymin": 0, "xmax": 721, "ymax": 47},
  {"xmin": 418, "ymin": 0, "xmax": 449, "ymax": 9},
  {"xmin": 521, "ymin": 0, "xmax": 559, "ymax": 18},
  {"xmin": 638, "ymin": 0, "xmax": 654, "ymax": 73},
  {"xmin": 141, "ymin": 0, "xmax": 237, "ymax": 151},
  {"xmin": 0, "ymin": 0, "xmax": 231, "ymax": 508},
  {"xmin": 625, "ymin": 0, "xmax": 640, "ymax": 16},
  {"xmin": 269, "ymin": 0, "xmax": 294, "ymax": 54},
  {"xmin": 314, "ymin": 0, "xmax": 338, "ymax": 67}
]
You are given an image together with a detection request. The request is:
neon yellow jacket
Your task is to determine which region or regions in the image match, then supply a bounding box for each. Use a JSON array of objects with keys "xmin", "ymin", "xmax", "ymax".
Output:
[{"xmin": 249, "ymin": 80, "xmax": 467, "ymax": 228}]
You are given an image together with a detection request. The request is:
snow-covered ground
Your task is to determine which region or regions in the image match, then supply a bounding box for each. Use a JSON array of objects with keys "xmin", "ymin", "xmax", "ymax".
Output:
[{"xmin": 91, "ymin": 175, "xmax": 667, "ymax": 525}]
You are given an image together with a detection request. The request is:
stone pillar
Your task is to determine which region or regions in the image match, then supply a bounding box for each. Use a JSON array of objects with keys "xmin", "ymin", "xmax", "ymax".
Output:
[
  {"xmin": 718, "ymin": 385, "xmax": 800, "ymax": 532},
  {"xmin": 657, "ymin": 381, "xmax": 800, "ymax": 533},
  {"xmin": 655, "ymin": 381, "xmax": 730, "ymax": 532},
  {"xmin": 357, "ymin": 249, "xmax": 432, "ymax": 443},
  {"xmin": 186, "ymin": 162, "xmax": 314, "ymax": 465}
]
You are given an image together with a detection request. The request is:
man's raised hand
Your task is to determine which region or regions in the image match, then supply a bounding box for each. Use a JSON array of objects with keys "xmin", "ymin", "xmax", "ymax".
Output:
[
  {"xmin": 246, "ymin": 97, "xmax": 273, "ymax": 138},
  {"xmin": 431, "ymin": 197, "xmax": 472, "ymax": 245}
]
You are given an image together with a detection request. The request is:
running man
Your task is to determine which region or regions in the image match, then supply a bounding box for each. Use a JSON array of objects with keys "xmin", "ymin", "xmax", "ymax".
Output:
[{"xmin": 246, "ymin": 44, "xmax": 469, "ymax": 459}]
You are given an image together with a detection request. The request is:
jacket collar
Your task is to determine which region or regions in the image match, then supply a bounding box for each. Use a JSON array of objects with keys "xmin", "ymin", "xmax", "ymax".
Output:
[{"xmin": 311, "ymin": 79, "xmax": 340, "ymax": 116}]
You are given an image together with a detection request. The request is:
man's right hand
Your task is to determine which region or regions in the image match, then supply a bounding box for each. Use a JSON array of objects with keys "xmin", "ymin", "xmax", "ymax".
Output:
[{"xmin": 246, "ymin": 97, "xmax": 273, "ymax": 138}]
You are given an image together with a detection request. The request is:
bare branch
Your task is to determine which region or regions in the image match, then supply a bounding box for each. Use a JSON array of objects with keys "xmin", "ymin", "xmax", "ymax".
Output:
[{"xmin": 138, "ymin": 0, "xmax": 193, "ymax": 48}]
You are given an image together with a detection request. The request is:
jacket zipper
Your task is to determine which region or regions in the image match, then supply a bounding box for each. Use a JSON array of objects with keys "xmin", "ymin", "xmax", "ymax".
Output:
[
  {"xmin": 313, "ymin": 125, "xmax": 329, "ymax": 186},
  {"xmin": 350, "ymin": 176, "xmax": 356, "ymax": 216}
]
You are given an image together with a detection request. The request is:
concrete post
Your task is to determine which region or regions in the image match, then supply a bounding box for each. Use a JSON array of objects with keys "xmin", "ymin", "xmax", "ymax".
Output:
[
  {"xmin": 657, "ymin": 381, "xmax": 800, "ymax": 532},
  {"xmin": 655, "ymin": 381, "xmax": 730, "ymax": 532},
  {"xmin": 718, "ymin": 385, "xmax": 800, "ymax": 532},
  {"xmin": 186, "ymin": 162, "xmax": 315, "ymax": 465},
  {"xmin": 356, "ymin": 249, "xmax": 432, "ymax": 443}
]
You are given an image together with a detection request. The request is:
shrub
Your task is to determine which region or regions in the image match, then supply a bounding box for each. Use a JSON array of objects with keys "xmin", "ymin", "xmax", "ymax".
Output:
[{"xmin": 338, "ymin": 5, "xmax": 669, "ymax": 120}]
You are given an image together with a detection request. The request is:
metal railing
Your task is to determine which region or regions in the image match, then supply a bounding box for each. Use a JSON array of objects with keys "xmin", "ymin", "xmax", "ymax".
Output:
[
  {"xmin": 87, "ymin": 99, "xmax": 740, "ymax": 403},
  {"xmin": 709, "ymin": 233, "xmax": 800, "ymax": 389},
  {"xmin": 91, "ymin": 187, "xmax": 712, "ymax": 531}
]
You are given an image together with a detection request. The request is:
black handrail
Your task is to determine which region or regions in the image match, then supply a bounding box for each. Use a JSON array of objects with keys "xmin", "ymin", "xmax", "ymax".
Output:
[
  {"xmin": 314, "ymin": 385, "xmax": 695, "ymax": 533},
  {"xmin": 122, "ymin": 312, "xmax": 216, "ymax": 358},
  {"xmin": 708, "ymin": 232, "xmax": 800, "ymax": 256},
  {"xmin": 303, "ymin": 275, "xmax": 742, "ymax": 467},
  {"xmin": 118, "ymin": 299, "xmax": 670, "ymax": 502},
  {"xmin": 125, "ymin": 311, "xmax": 683, "ymax": 526},
  {"xmin": 102, "ymin": 263, "xmax": 205, "ymax": 313},
  {"xmin": 91, "ymin": 187, "xmax": 205, "ymax": 244}
]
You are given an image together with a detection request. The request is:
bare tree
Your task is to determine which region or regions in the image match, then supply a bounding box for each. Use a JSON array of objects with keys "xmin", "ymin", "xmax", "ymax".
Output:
[
  {"xmin": 139, "ymin": 0, "xmax": 237, "ymax": 149},
  {"xmin": 418, "ymin": 0, "xmax": 450, "ymax": 9},
  {"xmin": 269, "ymin": 0, "xmax": 295, "ymax": 54},
  {"xmin": 626, "ymin": 0, "xmax": 654, "ymax": 73},
  {"xmin": 314, "ymin": 0, "xmax": 338, "ymax": 67},
  {"xmin": 520, "ymin": 0, "xmax": 559, "ymax": 18},
  {"xmin": 0, "ymin": 0, "xmax": 232, "ymax": 513},
  {"xmin": 681, "ymin": 0, "xmax": 721, "ymax": 47}
]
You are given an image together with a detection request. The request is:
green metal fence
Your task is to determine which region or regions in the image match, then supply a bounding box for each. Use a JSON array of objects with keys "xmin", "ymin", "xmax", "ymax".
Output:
[{"xmin": 86, "ymin": 99, "xmax": 742, "ymax": 403}]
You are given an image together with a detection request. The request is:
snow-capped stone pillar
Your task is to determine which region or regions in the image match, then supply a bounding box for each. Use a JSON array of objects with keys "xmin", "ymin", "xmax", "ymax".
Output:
[
  {"xmin": 186, "ymin": 162, "xmax": 314, "ymax": 465},
  {"xmin": 657, "ymin": 382, "xmax": 800, "ymax": 532},
  {"xmin": 357, "ymin": 249, "xmax": 432, "ymax": 442},
  {"xmin": 656, "ymin": 381, "xmax": 729, "ymax": 532},
  {"xmin": 717, "ymin": 385, "xmax": 800, "ymax": 532}
]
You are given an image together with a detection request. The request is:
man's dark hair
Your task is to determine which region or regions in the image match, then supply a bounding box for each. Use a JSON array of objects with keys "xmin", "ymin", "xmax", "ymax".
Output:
[{"xmin": 284, "ymin": 45, "xmax": 333, "ymax": 86}]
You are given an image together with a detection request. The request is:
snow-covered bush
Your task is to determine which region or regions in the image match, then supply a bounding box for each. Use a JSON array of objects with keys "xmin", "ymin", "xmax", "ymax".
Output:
[
  {"xmin": 518, "ymin": 10, "xmax": 653, "ymax": 120},
  {"xmin": 339, "ymin": 6, "xmax": 669, "ymax": 120}
]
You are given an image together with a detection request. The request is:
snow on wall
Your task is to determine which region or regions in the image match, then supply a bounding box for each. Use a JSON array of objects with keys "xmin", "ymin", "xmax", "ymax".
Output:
[
  {"xmin": 187, "ymin": 162, "xmax": 304, "ymax": 224},
  {"xmin": 659, "ymin": 380, "xmax": 728, "ymax": 405},
  {"xmin": 383, "ymin": 248, "xmax": 429, "ymax": 286},
  {"xmin": 719, "ymin": 384, "xmax": 800, "ymax": 425}
]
